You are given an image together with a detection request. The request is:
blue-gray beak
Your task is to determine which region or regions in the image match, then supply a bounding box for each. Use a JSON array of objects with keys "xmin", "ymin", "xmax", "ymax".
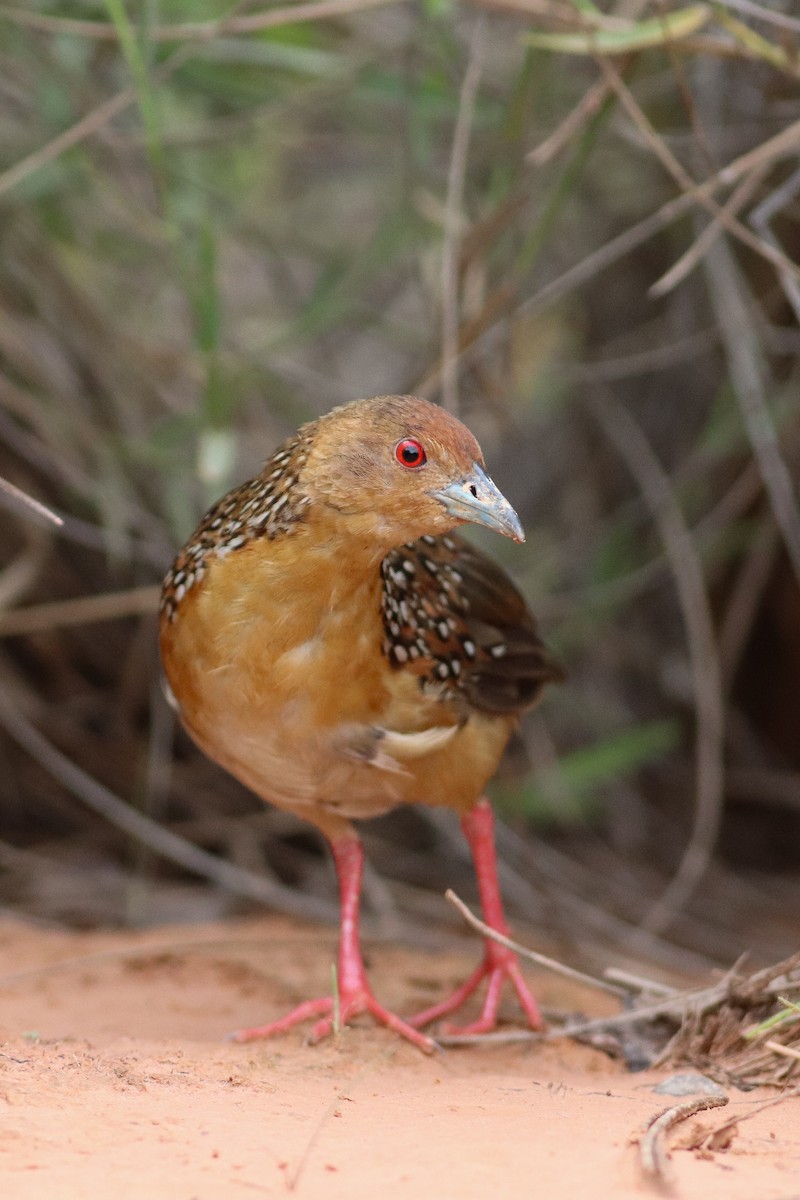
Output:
[{"xmin": 432, "ymin": 463, "xmax": 525, "ymax": 544}]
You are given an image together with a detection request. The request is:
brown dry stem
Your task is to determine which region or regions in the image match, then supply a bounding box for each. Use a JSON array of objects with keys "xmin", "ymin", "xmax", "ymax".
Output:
[{"xmin": 640, "ymin": 1094, "xmax": 729, "ymax": 1192}]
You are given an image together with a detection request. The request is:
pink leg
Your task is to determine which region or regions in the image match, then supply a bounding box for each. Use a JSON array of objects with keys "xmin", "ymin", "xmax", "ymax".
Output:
[
  {"xmin": 230, "ymin": 836, "xmax": 436, "ymax": 1053},
  {"xmin": 411, "ymin": 798, "xmax": 543, "ymax": 1035}
]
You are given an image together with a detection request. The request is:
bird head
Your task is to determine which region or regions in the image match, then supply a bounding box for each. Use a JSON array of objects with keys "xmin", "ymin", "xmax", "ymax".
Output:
[{"xmin": 300, "ymin": 394, "xmax": 524, "ymax": 550}]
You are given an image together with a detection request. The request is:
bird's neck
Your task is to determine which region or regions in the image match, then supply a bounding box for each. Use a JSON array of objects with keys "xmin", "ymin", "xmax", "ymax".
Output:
[
  {"xmin": 213, "ymin": 505, "xmax": 391, "ymax": 644},
  {"xmin": 302, "ymin": 502, "xmax": 402, "ymax": 574},
  {"xmin": 302, "ymin": 486, "xmax": 457, "ymax": 574}
]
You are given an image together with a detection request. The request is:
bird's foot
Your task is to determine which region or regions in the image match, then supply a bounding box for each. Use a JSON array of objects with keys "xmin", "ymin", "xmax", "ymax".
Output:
[
  {"xmin": 410, "ymin": 943, "xmax": 543, "ymax": 1036},
  {"xmin": 229, "ymin": 987, "xmax": 438, "ymax": 1054}
]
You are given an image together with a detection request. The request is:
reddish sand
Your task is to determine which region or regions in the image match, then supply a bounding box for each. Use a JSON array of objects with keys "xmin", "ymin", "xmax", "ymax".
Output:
[{"xmin": 0, "ymin": 916, "xmax": 797, "ymax": 1198}]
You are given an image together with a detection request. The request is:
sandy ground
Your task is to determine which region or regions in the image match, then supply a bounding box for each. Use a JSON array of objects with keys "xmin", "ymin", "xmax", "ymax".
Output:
[{"xmin": 0, "ymin": 915, "xmax": 797, "ymax": 1199}]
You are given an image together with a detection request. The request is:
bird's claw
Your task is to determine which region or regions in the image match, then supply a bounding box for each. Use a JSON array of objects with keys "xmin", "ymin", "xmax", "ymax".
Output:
[
  {"xmin": 230, "ymin": 989, "xmax": 438, "ymax": 1054},
  {"xmin": 409, "ymin": 948, "xmax": 543, "ymax": 1036},
  {"xmin": 310, "ymin": 993, "xmax": 438, "ymax": 1053}
]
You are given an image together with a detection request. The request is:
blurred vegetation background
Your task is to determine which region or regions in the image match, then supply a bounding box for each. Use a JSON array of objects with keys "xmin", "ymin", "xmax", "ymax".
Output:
[{"xmin": 1, "ymin": 0, "xmax": 799, "ymax": 977}]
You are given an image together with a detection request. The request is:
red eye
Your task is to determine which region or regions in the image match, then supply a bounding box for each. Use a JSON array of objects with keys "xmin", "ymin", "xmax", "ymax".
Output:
[{"xmin": 395, "ymin": 438, "xmax": 427, "ymax": 469}]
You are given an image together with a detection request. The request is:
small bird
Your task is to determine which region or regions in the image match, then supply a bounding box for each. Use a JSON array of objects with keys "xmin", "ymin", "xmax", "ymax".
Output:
[{"xmin": 160, "ymin": 395, "xmax": 561, "ymax": 1052}]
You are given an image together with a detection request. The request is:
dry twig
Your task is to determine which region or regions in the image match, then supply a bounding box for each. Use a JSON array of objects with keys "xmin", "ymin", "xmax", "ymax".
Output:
[
  {"xmin": 596, "ymin": 56, "xmax": 800, "ymax": 287},
  {"xmin": 640, "ymin": 1094, "xmax": 729, "ymax": 1190},
  {"xmin": 445, "ymin": 888, "xmax": 626, "ymax": 997},
  {"xmin": 0, "ymin": 478, "xmax": 62, "ymax": 527},
  {"xmin": 442, "ymin": 890, "xmax": 800, "ymax": 1082}
]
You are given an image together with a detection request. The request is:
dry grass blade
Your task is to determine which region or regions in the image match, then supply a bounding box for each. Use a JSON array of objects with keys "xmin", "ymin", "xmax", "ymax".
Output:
[
  {"xmin": 0, "ymin": 585, "xmax": 160, "ymax": 638},
  {"xmin": 0, "ymin": 83, "xmax": 138, "ymax": 200},
  {"xmin": 440, "ymin": 16, "xmax": 486, "ymax": 416},
  {"xmin": 718, "ymin": 516, "xmax": 781, "ymax": 690},
  {"xmin": 526, "ymin": 76, "xmax": 612, "ymax": 167},
  {"xmin": 0, "ymin": 0, "xmax": 399, "ymax": 42},
  {"xmin": 0, "ymin": 478, "xmax": 62, "ymax": 526},
  {"xmin": 750, "ymin": 166, "xmax": 800, "ymax": 325},
  {"xmin": 0, "ymin": 44, "xmax": 195, "ymax": 199},
  {"xmin": 590, "ymin": 398, "xmax": 725, "ymax": 936},
  {"xmin": 713, "ymin": 0, "xmax": 800, "ymax": 32},
  {"xmin": 765, "ymin": 1041, "xmax": 800, "ymax": 1063},
  {"xmin": 704, "ymin": 238, "xmax": 800, "ymax": 587}
]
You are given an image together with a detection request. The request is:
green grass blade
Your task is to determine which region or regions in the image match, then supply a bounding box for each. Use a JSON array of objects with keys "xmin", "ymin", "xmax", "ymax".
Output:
[{"xmin": 525, "ymin": 5, "xmax": 711, "ymax": 56}]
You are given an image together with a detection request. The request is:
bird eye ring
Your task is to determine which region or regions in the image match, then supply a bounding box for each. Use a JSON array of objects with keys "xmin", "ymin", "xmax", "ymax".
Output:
[{"xmin": 395, "ymin": 438, "xmax": 427, "ymax": 469}]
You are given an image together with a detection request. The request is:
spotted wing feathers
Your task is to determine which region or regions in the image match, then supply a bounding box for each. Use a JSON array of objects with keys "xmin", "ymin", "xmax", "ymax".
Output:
[{"xmin": 380, "ymin": 534, "xmax": 562, "ymax": 717}]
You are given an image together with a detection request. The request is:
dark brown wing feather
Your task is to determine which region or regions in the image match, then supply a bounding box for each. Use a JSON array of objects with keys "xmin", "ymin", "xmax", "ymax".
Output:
[{"xmin": 379, "ymin": 533, "xmax": 563, "ymax": 717}]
